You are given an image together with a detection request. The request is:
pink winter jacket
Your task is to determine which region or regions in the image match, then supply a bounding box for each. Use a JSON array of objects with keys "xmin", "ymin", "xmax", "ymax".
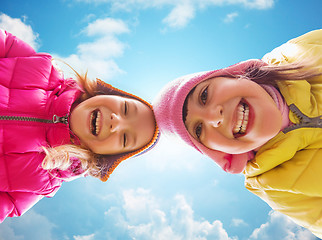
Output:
[{"xmin": 0, "ymin": 29, "xmax": 83, "ymax": 222}]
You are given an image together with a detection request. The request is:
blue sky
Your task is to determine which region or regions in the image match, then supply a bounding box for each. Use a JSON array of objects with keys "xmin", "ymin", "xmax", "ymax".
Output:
[{"xmin": 0, "ymin": 0, "xmax": 321, "ymax": 240}]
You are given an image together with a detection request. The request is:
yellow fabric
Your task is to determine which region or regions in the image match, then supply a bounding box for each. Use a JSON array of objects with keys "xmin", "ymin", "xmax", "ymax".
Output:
[{"xmin": 244, "ymin": 29, "xmax": 322, "ymax": 238}]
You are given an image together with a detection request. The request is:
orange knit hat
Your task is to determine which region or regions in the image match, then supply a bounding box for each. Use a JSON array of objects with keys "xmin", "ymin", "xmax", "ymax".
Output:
[{"xmin": 95, "ymin": 79, "xmax": 160, "ymax": 182}]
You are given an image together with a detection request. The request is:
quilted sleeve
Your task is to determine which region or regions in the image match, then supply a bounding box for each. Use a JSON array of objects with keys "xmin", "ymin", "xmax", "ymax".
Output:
[
  {"xmin": 262, "ymin": 29, "xmax": 322, "ymax": 66},
  {"xmin": 0, "ymin": 191, "xmax": 44, "ymax": 222},
  {"xmin": 245, "ymin": 146, "xmax": 322, "ymax": 239},
  {"xmin": 245, "ymin": 179, "xmax": 322, "ymax": 239},
  {"xmin": 0, "ymin": 29, "xmax": 36, "ymax": 58},
  {"xmin": 262, "ymin": 29, "xmax": 322, "ymax": 116}
]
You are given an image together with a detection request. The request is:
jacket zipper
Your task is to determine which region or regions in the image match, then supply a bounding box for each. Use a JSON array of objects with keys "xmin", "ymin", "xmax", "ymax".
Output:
[
  {"xmin": 0, "ymin": 114, "xmax": 69, "ymax": 125},
  {"xmin": 282, "ymin": 104, "xmax": 322, "ymax": 133}
]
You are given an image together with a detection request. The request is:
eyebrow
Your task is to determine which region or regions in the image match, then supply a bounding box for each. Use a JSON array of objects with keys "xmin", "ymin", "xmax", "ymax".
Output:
[
  {"xmin": 185, "ymin": 95, "xmax": 197, "ymax": 139},
  {"xmin": 133, "ymin": 101, "xmax": 138, "ymax": 115},
  {"xmin": 186, "ymin": 82, "xmax": 208, "ymax": 141},
  {"xmin": 182, "ymin": 86, "xmax": 196, "ymax": 123},
  {"xmin": 133, "ymin": 134, "xmax": 137, "ymax": 150},
  {"xmin": 124, "ymin": 131, "xmax": 137, "ymax": 151}
]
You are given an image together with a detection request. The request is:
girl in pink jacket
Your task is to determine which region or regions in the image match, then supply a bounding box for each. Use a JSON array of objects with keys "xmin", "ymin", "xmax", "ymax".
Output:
[{"xmin": 0, "ymin": 29, "xmax": 159, "ymax": 222}]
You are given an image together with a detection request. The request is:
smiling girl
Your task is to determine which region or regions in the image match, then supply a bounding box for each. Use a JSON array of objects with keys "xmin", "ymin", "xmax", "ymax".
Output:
[
  {"xmin": 70, "ymin": 94, "xmax": 155, "ymax": 155},
  {"xmin": 154, "ymin": 29, "xmax": 322, "ymax": 238},
  {"xmin": 0, "ymin": 29, "xmax": 159, "ymax": 222}
]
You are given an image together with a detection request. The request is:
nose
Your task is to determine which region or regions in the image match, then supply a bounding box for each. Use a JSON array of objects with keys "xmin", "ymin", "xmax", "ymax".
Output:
[
  {"xmin": 110, "ymin": 113, "xmax": 124, "ymax": 133},
  {"xmin": 110, "ymin": 113, "xmax": 134, "ymax": 133},
  {"xmin": 205, "ymin": 105, "xmax": 223, "ymax": 128}
]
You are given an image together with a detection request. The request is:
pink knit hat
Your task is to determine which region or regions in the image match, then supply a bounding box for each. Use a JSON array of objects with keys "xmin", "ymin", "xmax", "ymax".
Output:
[{"xmin": 153, "ymin": 60, "xmax": 265, "ymax": 174}]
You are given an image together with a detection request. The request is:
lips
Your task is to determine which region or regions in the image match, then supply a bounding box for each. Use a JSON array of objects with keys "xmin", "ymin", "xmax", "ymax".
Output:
[
  {"xmin": 233, "ymin": 100, "xmax": 249, "ymax": 137},
  {"xmin": 90, "ymin": 109, "xmax": 101, "ymax": 136}
]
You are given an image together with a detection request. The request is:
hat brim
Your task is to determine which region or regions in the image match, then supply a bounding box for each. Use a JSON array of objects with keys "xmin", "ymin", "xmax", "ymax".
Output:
[{"xmin": 96, "ymin": 79, "xmax": 160, "ymax": 181}]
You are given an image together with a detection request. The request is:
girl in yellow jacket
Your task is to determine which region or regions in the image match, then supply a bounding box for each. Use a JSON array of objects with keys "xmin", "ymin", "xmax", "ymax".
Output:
[{"xmin": 153, "ymin": 29, "xmax": 322, "ymax": 238}]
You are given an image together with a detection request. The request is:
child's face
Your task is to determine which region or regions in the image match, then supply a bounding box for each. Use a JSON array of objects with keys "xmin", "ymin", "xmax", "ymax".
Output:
[
  {"xmin": 184, "ymin": 77, "xmax": 282, "ymax": 154},
  {"xmin": 70, "ymin": 95, "xmax": 155, "ymax": 155}
]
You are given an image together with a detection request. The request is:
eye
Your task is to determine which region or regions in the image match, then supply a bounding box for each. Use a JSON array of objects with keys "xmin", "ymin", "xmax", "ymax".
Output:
[
  {"xmin": 200, "ymin": 86, "xmax": 208, "ymax": 105},
  {"xmin": 195, "ymin": 123, "xmax": 202, "ymax": 140},
  {"xmin": 123, "ymin": 133, "xmax": 127, "ymax": 147},
  {"xmin": 124, "ymin": 101, "xmax": 128, "ymax": 115}
]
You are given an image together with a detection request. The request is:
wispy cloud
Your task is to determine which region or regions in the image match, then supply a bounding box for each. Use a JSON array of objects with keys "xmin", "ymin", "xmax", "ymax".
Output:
[
  {"xmin": 0, "ymin": 13, "xmax": 39, "ymax": 50},
  {"xmin": 231, "ymin": 218, "xmax": 248, "ymax": 227},
  {"xmin": 224, "ymin": 12, "xmax": 239, "ymax": 23},
  {"xmin": 162, "ymin": 3, "xmax": 195, "ymax": 29},
  {"xmin": 2, "ymin": 190, "xmax": 316, "ymax": 240},
  {"xmin": 0, "ymin": 14, "xmax": 129, "ymax": 81},
  {"xmin": 56, "ymin": 17, "xmax": 130, "ymax": 80},
  {"xmin": 73, "ymin": 0, "xmax": 275, "ymax": 29},
  {"xmin": 103, "ymin": 188, "xmax": 238, "ymax": 240},
  {"xmin": 242, "ymin": 0, "xmax": 274, "ymax": 9},
  {"xmin": 95, "ymin": 190, "xmax": 318, "ymax": 240},
  {"xmin": 0, "ymin": 210, "xmax": 56, "ymax": 240},
  {"xmin": 73, "ymin": 233, "xmax": 95, "ymax": 240},
  {"xmin": 249, "ymin": 211, "xmax": 318, "ymax": 240},
  {"xmin": 83, "ymin": 18, "xmax": 130, "ymax": 36}
]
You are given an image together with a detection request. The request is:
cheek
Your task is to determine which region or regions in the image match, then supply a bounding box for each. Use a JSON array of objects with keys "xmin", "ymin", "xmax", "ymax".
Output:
[
  {"xmin": 90, "ymin": 136, "xmax": 121, "ymax": 155},
  {"xmin": 70, "ymin": 111, "xmax": 83, "ymax": 136},
  {"xmin": 248, "ymin": 99, "xmax": 282, "ymax": 143},
  {"xmin": 203, "ymin": 128, "xmax": 224, "ymax": 149},
  {"xmin": 71, "ymin": 104, "xmax": 88, "ymax": 121},
  {"xmin": 203, "ymin": 127, "xmax": 247, "ymax": 153},
  {"xmin": 260, "ymin": 107, "xmax": 282, "ymax": 135}
]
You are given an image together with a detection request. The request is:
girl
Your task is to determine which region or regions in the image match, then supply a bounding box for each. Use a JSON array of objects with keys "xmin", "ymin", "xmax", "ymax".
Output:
[
  {"xmin": 153, "ymin": 29, "xmax": 322, "ymax": 238},
  {"xmin": 0, "ymin": 29, "xmax": 159, "ymax": 222}
]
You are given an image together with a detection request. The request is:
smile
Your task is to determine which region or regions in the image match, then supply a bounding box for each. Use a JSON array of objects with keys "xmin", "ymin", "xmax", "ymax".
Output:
[
  {"xmin": 90, "ymin": 109, "xmax": 102, "ymax": 136},
  {"xmin": 233, "ymin": 101, "xmax": 249, "ymax": 136}
]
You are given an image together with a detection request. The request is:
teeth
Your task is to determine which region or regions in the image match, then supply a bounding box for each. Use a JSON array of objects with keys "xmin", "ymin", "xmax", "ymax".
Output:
[
  {"xmin": 95, "ymin": 111, "xmax": 101, "ymax": 135},
  {"xmin": 90, "ymin": 110, "xmax": 101, "ymax": 136},
  {"xmin": 233, "ymin": 103, "xmax": 249, "ymax": 135},
  {"xmin": 90, "ymin": 114, "xmax": 93, "ymax": 133}
]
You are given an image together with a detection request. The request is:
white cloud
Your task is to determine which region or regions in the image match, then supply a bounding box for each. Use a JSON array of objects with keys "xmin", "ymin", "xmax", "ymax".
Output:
[
  {"xmin": 0, "ymin": 14, "xmax": 128, "ymax": 81},
  {"xmin": 54, "ymin": 17, "xmax": 129, "ymax": 80},
  {"xmin": 0, "ymin": 210, "xmax": 56, "ymax": 240},
  {"xmin": 74, "ymin": 0, "xmax": 274, "ymax": 29},
  {"xmin": 122, "ymin": 188, "xmax": 160, "ymax": 224},
  {"xmin": 170, "ymin": 194, "xmax": 237, "ymax": 240},
  {"xmin": 76, "ymin": 0, "xmax": 274, "ymax": 10},
  {"xmin": 162, "ymin": 3, "xmax": 195, "ymax": 29},
  {"xmin": 83, "ymin": 18, "xmax": 130, "ymax": 36},
  {"xmin": 103, "ymin": 188, "xmax": 236, "ymax": 240},
  {"xmin": 231, "ymin": 218, "xmax": 248, "ymax": 227},
  {"xmin": 224, "ymin": 12, "xmax": 239, "ymax": 23},
  {"xmin": 73, "ymin": 234, "xmax": 95, "ymax": 240},
  {"xmin": 77, "ymin": 36, "xmax": 126, "ymax": 59},
  {"xmin": 81, "ymin": 13, "xmax": 96, "ymax": 23},
  {"xmin": 101, "ymin": 190, "xmax": 318, "ymax": 240},
  {"xmin": 0, "ymin": 13, "xmax": 39, "ymax": 50},
  {"xmin": 242, "ymin": 0, "xmax": 274, "ymax": 9},
  {"xmin": 107, "ymin": 0, "xmax": 175, "ymax": 11},
  {"xmin": 56, "ymin": 53, "xmax": 125, "ymax": 81},
  {"xmin": 195, "ymin": 0, "xmax": 274, "ymax": 9},
  {"xmin": 249, "ymin": 211, "xmax": 318, "ymax": 240}
]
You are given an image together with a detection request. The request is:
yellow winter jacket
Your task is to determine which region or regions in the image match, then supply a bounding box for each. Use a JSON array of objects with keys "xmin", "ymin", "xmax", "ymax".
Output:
[{"xmin": 244, "ymin": 29, "xmax": 322, "ymax": 238}]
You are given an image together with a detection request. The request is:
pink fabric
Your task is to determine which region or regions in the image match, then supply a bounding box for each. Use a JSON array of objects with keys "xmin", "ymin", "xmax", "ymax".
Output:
[
  {"xmin": 154, "ymin": 59, "xmax": 288, "ymax": 174},
  {"xmin": 0, "ymin": 29, "xmax": 82, "ymax": 222},
  {"xmin": 0, "ymin": 29, "xmax": 35, "ymax": 57}
]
